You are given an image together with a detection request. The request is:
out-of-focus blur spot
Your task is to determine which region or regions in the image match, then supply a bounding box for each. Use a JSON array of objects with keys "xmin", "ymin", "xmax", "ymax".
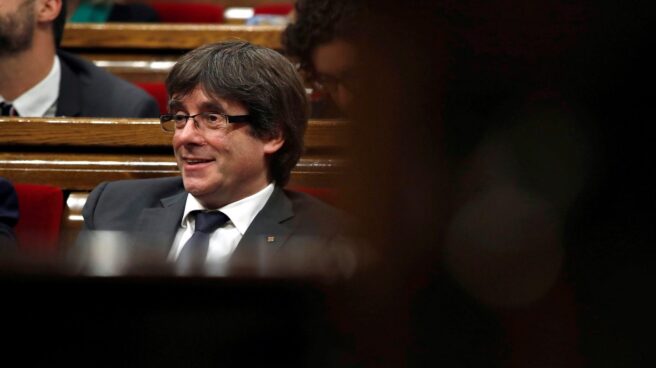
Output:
[
  {"xmin": 444, "ymin": 97, "xmax": 594, "ymax": 308},
  {"xmin": 223, "ymin": 7, "xmax": 254, "ymax": 22},
  {"xmin": 69, "ymin": 230, "xmax": 364, "ymax": 281},
  {"xmin": 445, "ymin": 183, "xmax": 563, "ymax": 307},
  {"xmin": 71, "ymin": 230, "xmax": 132, "ymax": 276}
]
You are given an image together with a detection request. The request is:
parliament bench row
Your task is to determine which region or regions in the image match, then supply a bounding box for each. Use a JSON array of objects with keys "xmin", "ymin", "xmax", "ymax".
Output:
[
  {"xmin": 61, "ymin": 23, "xmax": 330, "ymax": 117},
  {"xmin": 62, "ymin": 23, "xmax": 285, "ymax": 83},
  {"xmin": 0, "ymin": 117, "xmax": 347, "ymax": 252}
]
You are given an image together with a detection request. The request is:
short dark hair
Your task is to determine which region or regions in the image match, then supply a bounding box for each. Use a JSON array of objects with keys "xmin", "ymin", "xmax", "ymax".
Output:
[
  {"xmin": 282, "ymin": 0, "xmax": 364, "ymax": 76},
  {"xmin": 165, "ymin": 41, "xmax": 309, "ymax": 186}
]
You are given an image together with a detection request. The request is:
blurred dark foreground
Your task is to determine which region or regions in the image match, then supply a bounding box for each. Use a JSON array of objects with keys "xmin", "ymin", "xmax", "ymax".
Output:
[
  {"xmin": 1, "ymin": 243, "xmax": 362, "ymax": 368},
  {"xmin": 4, "ymin": 274, "xmax": 335, "ymax": 367}
]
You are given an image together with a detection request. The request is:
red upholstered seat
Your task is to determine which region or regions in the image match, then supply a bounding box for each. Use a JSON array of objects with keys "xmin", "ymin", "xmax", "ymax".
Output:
[
  {"xmin": 14, "ymin": 183, "xmax": 64, "ymax": 252},
  {"xmin": 151, "ymin": 3, "xmax": 224, "ymax": 23},
  {"xmin": 253, "ymin": 3, "xmax": 294, "ymax": 16},
  {"xmin": 136, "ymin": 82, "xmax": 168, "ymax": 115}
]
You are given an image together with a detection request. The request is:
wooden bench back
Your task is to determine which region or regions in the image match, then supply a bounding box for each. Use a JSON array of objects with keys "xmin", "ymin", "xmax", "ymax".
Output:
[
  {"xmin": 1, "ymin": 117, "xmax": 347, "ymax": 249},
  {"xmin": 61, "ymin": 23, "xmax": 284, "ymax": 83}
]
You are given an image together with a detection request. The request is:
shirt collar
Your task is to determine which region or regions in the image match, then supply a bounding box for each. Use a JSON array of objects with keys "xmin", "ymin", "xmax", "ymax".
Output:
[
  {"xmin": 2, "ymin": 56, "xmax": 60, "ymax": 117},
  {"xmin": 181, "ymin": 183, "xmax": 276, "ymax": 235}
]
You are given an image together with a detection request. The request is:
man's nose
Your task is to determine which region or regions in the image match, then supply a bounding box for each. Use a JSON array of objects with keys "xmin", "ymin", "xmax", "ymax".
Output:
[{"xmin": 175, "ymin": 118, "xmax": 204, "ymax": 144}]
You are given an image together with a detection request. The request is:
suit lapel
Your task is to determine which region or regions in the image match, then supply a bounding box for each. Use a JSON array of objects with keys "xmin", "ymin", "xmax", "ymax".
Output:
[
  {"xmin": 56, "ymin": 51, "xmax": 82, "ymax": 117},
  {"xmin": 233, "ymin": 186, "xmax": 295, "ymax": 258},
  {"xmin": 130, "ymin": 185, "xmax": 294, "ymax": 263},
  {"xmin": 134, "ymin": 190, "xmax": 187, "ymax": 256}
]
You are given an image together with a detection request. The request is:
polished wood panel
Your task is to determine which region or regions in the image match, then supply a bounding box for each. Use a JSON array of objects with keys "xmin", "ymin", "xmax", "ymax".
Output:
[
  {"xmin": 81, "ymin": 54, "xmax": 177, "ymax": 83},
  {"xmin": 1, "ymin": 117, "xmax": 346, "ymax": 247},
  {"xmin": 0, "ymin": 117, "xmax": 345, "ymax": 151},
  {"xmin": 62, "ymin": 23, "xmax": 284, "ymax": 50},
  {"xmin": 0, "ymin": 152, "xmax": 175, "ymax": 191},
  {"xmin": 1, "ymin": 118, "xmax": 169, "ymax": 147},
  {"xmin": 0, "ymin": 117, "xmax": 347, "ymax": 191},
  {"xmin": 0, "ymin": 152, "xmax": 342, "ymax": 191},
  {"xmin": 60, "ymin": 22, "xmax": 291, "ymax": 83}
]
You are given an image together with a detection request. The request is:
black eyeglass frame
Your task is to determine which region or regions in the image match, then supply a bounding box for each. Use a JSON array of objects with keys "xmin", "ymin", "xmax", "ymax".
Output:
[{"xmin": 159, "ymin": 112, "xmax": 251, "ymax": 132}]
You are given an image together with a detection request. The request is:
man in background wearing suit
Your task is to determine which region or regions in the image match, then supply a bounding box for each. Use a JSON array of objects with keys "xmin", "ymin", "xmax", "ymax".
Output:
[
  {"xmin": 0, "ymin": 178, "xmax": 19, "ymax": 249},
  {"xmin": 80, "ymin": 41, "xmax": 351, "ymax": 273},
  {"xmin": 0, "ymin": 0, "xmax": 159, "ymax": 118}
]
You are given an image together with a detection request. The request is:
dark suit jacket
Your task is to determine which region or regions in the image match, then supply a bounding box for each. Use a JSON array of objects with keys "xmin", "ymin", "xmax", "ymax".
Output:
[
  {"xmin": 80, "ymin": 177, "xmax": 353, "ymax": 266},
  {"xmin": 57, "ymin": 50, "xmax": 160, "ymax": 118},
  {"xmin": 0, "ymin": 178, "xmax": 19, "ymax": 248}
]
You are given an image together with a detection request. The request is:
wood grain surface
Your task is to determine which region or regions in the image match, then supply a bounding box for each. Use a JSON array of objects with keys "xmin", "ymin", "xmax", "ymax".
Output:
[
  {"xmin": 62, "ymin": 23, "xmax": 284, "ymax": 50},
  {"xmin": 0, "ymin": 117, "xmax": 347, "ymax": 191}
]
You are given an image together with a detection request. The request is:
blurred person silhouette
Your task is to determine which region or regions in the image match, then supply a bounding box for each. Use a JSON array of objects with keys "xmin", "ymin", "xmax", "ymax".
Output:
[
  {"xmin": 0, "ymin": 178, "xmax": 19, "ymax": 249},
  {"xmin": 78, "ymin": 41, "xmax": 354, "ymax": 276},
  {"xmin": 67, "ymin": 0, "xmax": 159, "ymax": 23},
  {"xmin": 283, "ymin": 1, "xmax": 507, "ymax": 366},
  {"xmin": 0, "ymin": 0, "xmax": 159, "ymax": 118},
  {"xmin": 554, "ymin": 2, "xmax": 653, "ymax": 366},
  {"xmin": 433, "ymin": 2, "xmax": 653, "ymax": 367},
  {"xmin": 321, "ymin": 0, "xmax": 641, "ymax": 367},
  {"xmin": 282, "ymin": 0, "xmax": 365, "ymax": 117}
]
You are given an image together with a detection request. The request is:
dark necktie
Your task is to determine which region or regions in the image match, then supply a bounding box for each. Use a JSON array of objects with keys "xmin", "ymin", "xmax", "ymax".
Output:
[
  {"xmin": 0, "ymin": 102, "xmax": 19, "ymax": 116},
  {"xmin": 177, "ymin": 211, "xmax": 230, "ymax": 271}
]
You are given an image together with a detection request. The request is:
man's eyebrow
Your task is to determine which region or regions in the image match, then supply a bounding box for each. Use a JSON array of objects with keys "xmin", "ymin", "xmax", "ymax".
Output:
[
  {"xmin": 168, "ymin": 100, "xmax": 184, "ymax": 111},
  {"xmin": 167, "ymin": 100, "xmax": 225, "ymax": 112},
  {"xmin": 199, "ymin": 101, "xmax": 226, "ymax": 113}
]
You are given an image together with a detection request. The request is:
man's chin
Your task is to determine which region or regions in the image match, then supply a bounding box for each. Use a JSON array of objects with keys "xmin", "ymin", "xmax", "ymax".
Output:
[
  {"xmin": 182, "ymin": 178, "xmax": 209, "ymax": 195},
  {"xmin": 182, "ymin": 176, "xmax": 224, "ymax": 197}
]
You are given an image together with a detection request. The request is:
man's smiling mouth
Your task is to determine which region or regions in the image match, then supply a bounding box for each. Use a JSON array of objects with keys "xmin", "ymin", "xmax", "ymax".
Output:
[{"xmin": 183, "ymin": 157, "xmax": 215, "ymax": 165}]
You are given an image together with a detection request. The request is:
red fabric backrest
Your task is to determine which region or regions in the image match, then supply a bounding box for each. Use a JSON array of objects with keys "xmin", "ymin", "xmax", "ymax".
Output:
[
  {"xmin": 14, "ymin": 183, "xmax": 64, "ymax": 252},
  {"xmin": 253, "ymin": 3, "xmax": 294, "ymax": 16},
  {"xmin": 151, "ymin": 3, "xmax": 224, "ymax": 23},
  {"xmin": 136, "ymin": 82, "xmax": 168, "ymax": 115}
]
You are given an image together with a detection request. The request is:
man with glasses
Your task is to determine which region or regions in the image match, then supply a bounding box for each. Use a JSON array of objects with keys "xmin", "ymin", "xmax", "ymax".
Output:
[{"xmin": 79, "ymin": 41, "xmax": 352, "ymax": 273}]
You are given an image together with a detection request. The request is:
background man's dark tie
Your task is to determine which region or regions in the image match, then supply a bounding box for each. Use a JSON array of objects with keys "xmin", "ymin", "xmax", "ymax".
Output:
[
  {"xmin": 0, "ymin": 102, "xmax": 19, "ymax": 116},
  {"xmin": 177, "ymin": 211, "xmax": 230, "ymax": 271}
]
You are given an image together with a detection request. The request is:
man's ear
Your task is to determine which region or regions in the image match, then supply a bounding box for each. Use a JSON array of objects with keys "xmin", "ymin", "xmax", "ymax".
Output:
[
  {"xmin": 37, "ymin": 0, "xmax": 62, "ymax": 23},
  {"xmin": 263, "ymin": 133, "xmax": 285, "ymax": 155}
]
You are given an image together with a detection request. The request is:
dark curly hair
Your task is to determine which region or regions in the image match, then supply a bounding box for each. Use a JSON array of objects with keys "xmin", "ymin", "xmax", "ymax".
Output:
[{"xmin": 282, "ymin": 0, "xmax": 364, "ymax": 76}]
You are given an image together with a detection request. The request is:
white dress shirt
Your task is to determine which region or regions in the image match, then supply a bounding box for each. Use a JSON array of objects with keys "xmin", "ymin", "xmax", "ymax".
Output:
[
  {"xmin": 168, "ymin": 183, "xmax": 275, "ymax": 264},
  {"xmin": 0, "ymin": 56, "xmax": 60, "ymax": 117}
]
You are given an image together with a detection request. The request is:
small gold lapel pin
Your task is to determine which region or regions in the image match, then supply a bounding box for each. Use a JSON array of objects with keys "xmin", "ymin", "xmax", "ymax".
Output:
[{"xmin": 266, "ymin": 236, "xmax": 276, "ymax": 243}]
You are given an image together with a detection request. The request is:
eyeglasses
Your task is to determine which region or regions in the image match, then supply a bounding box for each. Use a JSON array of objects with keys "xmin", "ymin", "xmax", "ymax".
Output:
[
  {"xmin": 160, "ymin": 112, "xmax": 251, "ymax": 133},
  {"xmin": 313, "ymin": 71, "xmax": 357, "ymax": 95}
]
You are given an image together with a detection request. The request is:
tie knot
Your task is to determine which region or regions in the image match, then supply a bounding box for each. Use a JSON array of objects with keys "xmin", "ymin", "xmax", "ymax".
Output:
[
  {"xmin": 0, "ymin": 102, "xmax": 18, "ymax": 116},
  {"xmin": 193, "ymin": 211, "xmax": 229, "ymax": 233}
]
